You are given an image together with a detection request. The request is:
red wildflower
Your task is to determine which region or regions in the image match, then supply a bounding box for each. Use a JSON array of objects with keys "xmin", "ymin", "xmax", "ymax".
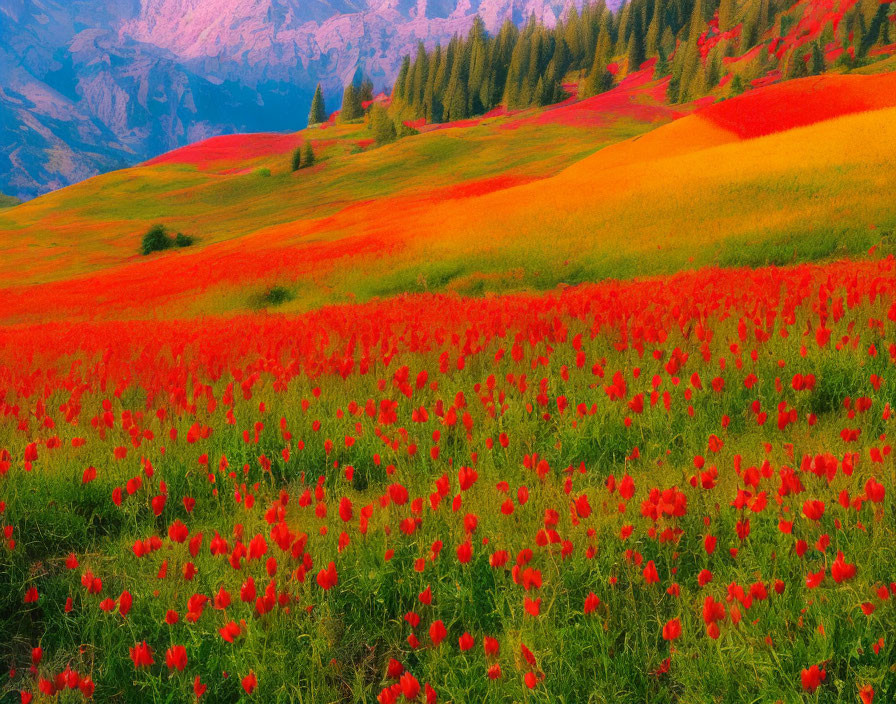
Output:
[{"xmin": 129, "ymin": 641, "xmax": 155, "ymax": 669}]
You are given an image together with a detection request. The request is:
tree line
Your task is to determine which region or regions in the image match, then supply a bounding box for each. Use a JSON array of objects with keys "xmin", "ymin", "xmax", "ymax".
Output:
[{"xmin": 383, "ymin": 0, "xmax": 893, "ymax": 123}]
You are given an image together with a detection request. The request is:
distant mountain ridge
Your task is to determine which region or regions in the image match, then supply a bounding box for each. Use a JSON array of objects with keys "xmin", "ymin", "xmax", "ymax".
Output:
[{"xmin": 0, "ymin": 0, "xmax": 590, "ymax": 200}]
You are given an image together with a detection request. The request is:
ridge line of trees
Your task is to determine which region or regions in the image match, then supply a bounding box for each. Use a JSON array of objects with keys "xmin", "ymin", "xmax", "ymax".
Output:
[{"xmin": 382, "ymin": 0, "xmax": 892, "ymax": 124}]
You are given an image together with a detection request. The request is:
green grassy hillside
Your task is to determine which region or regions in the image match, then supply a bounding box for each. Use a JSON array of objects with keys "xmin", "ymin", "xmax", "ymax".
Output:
[{"xmin": 0, "ymin": 71, "xmax": 894, "ymax": 325}]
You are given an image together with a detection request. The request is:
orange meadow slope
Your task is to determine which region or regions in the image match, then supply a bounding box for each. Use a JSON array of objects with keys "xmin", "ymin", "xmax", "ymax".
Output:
[{"xmin": 1, "ymin": 72, "xmax": 895, "ymax": 324}]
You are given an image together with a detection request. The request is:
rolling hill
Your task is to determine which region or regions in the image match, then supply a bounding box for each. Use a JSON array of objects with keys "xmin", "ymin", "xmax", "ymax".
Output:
[{"xmin": 0, "ymin": 68, "xmax": 894, "ymax": 326}]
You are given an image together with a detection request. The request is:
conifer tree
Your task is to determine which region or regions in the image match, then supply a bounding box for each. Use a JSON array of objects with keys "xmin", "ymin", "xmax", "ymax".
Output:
[
  {"xmin": 493, "ymin": 20, "xmax": 519, "ymax": 105},
  {"xmin": 534, "ymin": 76, "xmax": 547, "ymax": 105},
  {"xmin": 627, "ymin": 12, "xmax": 646, "ymax": 71},
  {"xmin": 689, "ymin": 0, "xmax": 706, "ymax": 41},
  {"xmin": 564, "ymin": 6, "xmax": 585, "ymax": 65},
  {"xmin": 584, "ymin": 20, "xmax": 614, "ymax": 96},
  {"xmin": 308, "ymin": 84, "xmax": 327, "ymax": 125},
  {"xmin": 411, "ymin": 42, "xmax": 429, "ymax": 107},
  {"xmin": 860, "ymin": 3, "xmax": 891, "ymax": 55},
  {"xmin": 403, "ymin": 59, "xmax": 418, "ymax": 108},
  {"xmin": 692, "ymin": 58, "xmax": 707, "ymax": 96},
  {"xmin": 849, "ymin": 12, "xmax": 866, "ymax": 58},
  {"xmin": 368, "ymin": 103, "xmax": 397, "ymax": 144},
  {"xmin": 670, "ymin": 38, "xmax": 700, "ymax": 101},
  {"xmin": 340, "ymin": 83, "xmax": 362, "ymax": 122},
  {"xmin": 615, "ymin": 2, "xmax": 632, "ymax": 54},
  {"xmin": 302, "ymin": 142, "xmax": 315, "ymax": 167},
  {"xmin": 645, "ymin": 0, "xmax": 662, "ymax": 56},
  {"xmin": 291, "ymin": 146, "xmax": 302, "ymax": 171},
  {"xmin": 704, "ymin": 48, "xmax": 721, "ymax": 90},
  {"xmin": 359, "ymin": 77, "xmax": 374, "ymax": 103},
  {"xmin": 660, "ymin": 25, "xmax": 677, "ymax": 55},
  {"xmin": 810, "ymin": 42, "xmax": 825, "ymax": 74},
  {"xmin": 423, "ymin": 44, "xmax": 442, "ymax": 121},
  {"xmin": 742, "ymin": 0, "xmax": 761, "ymax": 44},
  {"xmin": 758, "ymin": 0, "xmax": 770, "ymax": 36},
  {"xmin": 433, "ymin": 39, "xmax": 454, "ymax": 116},
  {"xmin": 445, "ymin": 49, "xmax": 470, "ymax": 121},
  {"xmin": 477, "ymin": 42, "xmax": 496, "ymax": 111},
  {"xmin": 785, "ymin": 49, "xmax": 809, "ymax": 78},
  {"xmin": 596, "ymin": 16, "xmax": 613, "ymax": 63},
  {"xmin": 654, "ymin": 46, "xmax": 670, "ymax": 76},
  {"xmin": 522, "ymin": 29, "xmax": 544, "ymax": 105},
  {"xmin": 393, "ymin": 57, "xmax": 410, "ymax": 103},
  {"xmin": 718, "ymin": 0, "xmax": 736, "ymax": 30},
  {"xmin": 467, "ymin": 17, "xmax": 489, "ymax": 114},
  {"xmin": 504, "ymin": 29, "xmax": 531, "ymax": 108},
  {"xmin": 550, "ymin": 36, "xmax": 571, "ymax": 84}
]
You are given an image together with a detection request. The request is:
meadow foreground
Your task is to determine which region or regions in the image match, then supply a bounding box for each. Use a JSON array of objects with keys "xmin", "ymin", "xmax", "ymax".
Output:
[{"xmin": 1, "ymin": 259, "xmax": 894, "ymax": 702}]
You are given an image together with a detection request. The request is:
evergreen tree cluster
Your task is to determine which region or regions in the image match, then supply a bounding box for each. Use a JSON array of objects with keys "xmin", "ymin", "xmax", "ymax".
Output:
[
  {"xmin": 367, "ymin": 104, "xmax": 419, "ymax": 146},
  {"xmin": 340, "ymin": 75, "xmax": 375, "ymax": 122},
  {"xmin": 388, "ymin": 0, "xmax": 895, "ymax": 122},
  {"xmin": 390, "ymin": 2, "xmax": 704, "ymax": 122},
  {"xmin": 291, "ymin": 142, "xmax": 315, "ymax": 171}
]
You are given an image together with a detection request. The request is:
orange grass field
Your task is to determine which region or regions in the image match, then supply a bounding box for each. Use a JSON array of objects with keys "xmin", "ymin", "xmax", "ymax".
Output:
[{"xmin": 0, "ymin": 72, "xmax": 895, "ymax": 326}]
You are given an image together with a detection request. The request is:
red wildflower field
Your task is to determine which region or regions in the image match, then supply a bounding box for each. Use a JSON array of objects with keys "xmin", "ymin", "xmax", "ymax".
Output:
[
  {"xmin": 505, "ymin": 68, "xmax": 684, "ymax": 129},
  {"xmin": 4, "ymin": 0, "xmax": 896, "ymax": 695},
  {"xmin": 144, "ymin": 134, "xmax": 304, "ymax": 169},
  {"xmin": 2, "ymin": 256, "xmax": 895, "ymax": 701},
  {"xmin": 700, "ymin": 72, "xmax": 896, "ymax": 138}
]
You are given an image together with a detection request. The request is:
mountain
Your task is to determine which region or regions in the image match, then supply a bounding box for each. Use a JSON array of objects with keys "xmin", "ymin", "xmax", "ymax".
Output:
[{"xmin": 0, "ymin": 0, "xmax": 590, "ymax": 201}]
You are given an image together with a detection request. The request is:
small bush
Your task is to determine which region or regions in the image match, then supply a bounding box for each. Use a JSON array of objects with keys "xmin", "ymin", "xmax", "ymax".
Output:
[
  {"xmin": 174, "ymin": 232, "xmax": 194, "ymax": 248},
  {"xmin": 141, "ymin": 224, "xmax": 172, "ymax": 255},
  {"xmin": 368, "ymin": 104, "xmax": 417, "ymax": 146},
  {"xmin": 397, "ymin": 122, "xmax": 419, "ymax": 140},
  {"xmin": 141, "ymin": 225, "xmax": 194, "ymax": 255},
  {"xmin": 264, "ymin": 286, "xmax": 294, "ymax": 306}
]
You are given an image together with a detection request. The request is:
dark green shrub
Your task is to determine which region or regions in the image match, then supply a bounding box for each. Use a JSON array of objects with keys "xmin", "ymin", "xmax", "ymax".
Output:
[
  {"xmin": 264, "ymin": 286, "xmax": 294, "ymax": 306},
  {"xmin": 174, "ymin": 232, "xmax": 194, "ymax": 248},
  {"xmin": 141, "ymin": 224, "xmax": 172, "ymax": 255},
  {"xmin": 141, "ymin": 225, "xmax": 194, "ymax": 254}
]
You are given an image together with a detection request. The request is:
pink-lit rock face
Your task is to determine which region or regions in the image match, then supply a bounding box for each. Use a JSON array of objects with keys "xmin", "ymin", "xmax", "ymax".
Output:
[
  {"xmin": 120, "ymin": 0, "xmax": 589, "ymax": 85},
  {"xmin": 1, "ymin": 0, "xmax": 603, "ymax": 200}
]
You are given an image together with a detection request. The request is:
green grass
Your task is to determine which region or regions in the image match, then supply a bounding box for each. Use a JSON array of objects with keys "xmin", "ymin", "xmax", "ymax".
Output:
[
  {"xmin": 0, "ymin": 192, "xmax": 20, "ymax": 208},
  {"xmin": 0, "ymin": 115, "xmax": 653, "ymax": 289}
]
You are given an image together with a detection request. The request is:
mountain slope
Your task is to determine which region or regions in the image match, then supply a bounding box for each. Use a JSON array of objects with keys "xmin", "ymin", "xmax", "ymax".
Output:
[
  {"xmin": 0, "ymin": 71, "xmax": 671, "ymax": 290},
  {"xmin": 0, "ymin": 70, "xmax": 894, "ymax": 324},
  {"xmin": 0, "ymin": 0, "xmax": 590, "ymax": 200}
]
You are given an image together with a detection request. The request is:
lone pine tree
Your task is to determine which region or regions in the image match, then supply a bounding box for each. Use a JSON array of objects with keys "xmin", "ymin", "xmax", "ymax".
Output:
[{"xmin": 308, "ymin": 84, "xmax": 327, "ymax": 125}]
